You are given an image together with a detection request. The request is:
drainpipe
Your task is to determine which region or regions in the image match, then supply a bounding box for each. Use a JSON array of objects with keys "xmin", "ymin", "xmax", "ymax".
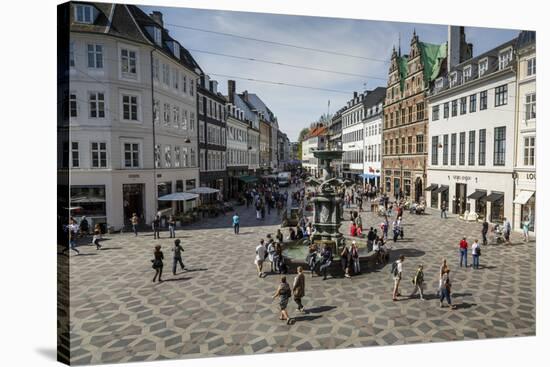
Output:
[
  {"xmin": 512, "ymin": 49, "xmax": 520, "ymax": 230},
  {"xmin": 150, "ymin": 49, "xmax": 158, "ymax": 220}
]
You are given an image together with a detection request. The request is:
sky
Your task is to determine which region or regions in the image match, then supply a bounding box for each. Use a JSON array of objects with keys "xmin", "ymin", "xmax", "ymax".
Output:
[{"xmin": 141, "ymin": 5, "xmax": 520, "ymax": 141}]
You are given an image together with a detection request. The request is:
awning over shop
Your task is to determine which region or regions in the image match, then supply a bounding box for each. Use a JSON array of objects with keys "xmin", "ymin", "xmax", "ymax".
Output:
[
  {"xmin": 513, "ymin": 190, "xmax": 535, "ymax": 205},
  {"xmin": 433, "ymin": 185, "xmax": 449, "ymax": 194},
  {"xmin": 468, "ymin": 190, "xmax": 487, "ymax": 200},
  {"xmin": 359, "ymin": 173, "xmax": 380, "ymax": 179},
  {"xmin": 424, "ymin": 184, "xmax": 438, "ymax": 191},
  {"xmin": 484, "ymin": 192, "xmax": 504, "ymax": 203},
  {"xmin": 237, "ymin": 175, "xmax": 258, "ymax": 184},
  {"xmin": 188, "ymin": 187, "xmax": 220, "ymax": 195},
  {"xmin": 158, "ymin": 192, "xmax": 199, "ymax": 201}
]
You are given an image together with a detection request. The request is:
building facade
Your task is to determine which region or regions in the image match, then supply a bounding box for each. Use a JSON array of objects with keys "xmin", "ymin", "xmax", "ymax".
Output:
[
  {"xmin": 328, "ymin": 109, "xmax": 343, "ymax": 176},
  {"xmin": 342, "ymin": 92, "xmax": 366, "ymax": 180},
  {"xmin": 301, "ymin": 125, "xmax": 327, "ymax": 177},
  {"xmin": 362, "ymin": 87, "xmax": 386, "ymax": 187},
  {"xmin": 198, "ymin": 75, "xmax": 228, "ymax": 198},
  {"xmin": 66, "ymin": 3, "xmax": 201, "ymax": 229},
  {"xmin": 426, "ymin": 35, "xmax": 517, "ymax": 224},
  {"xmin": 382, "ymin": 27, "xmax": 471, "ymax": 201},
  {"xmin": 513, "ymin": 31, "xmax": 536, "ymax": 233}
]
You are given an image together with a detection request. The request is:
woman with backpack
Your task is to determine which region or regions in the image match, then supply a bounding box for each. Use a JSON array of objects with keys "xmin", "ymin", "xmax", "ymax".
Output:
[
  {"xmin": 472, "ymin": 239, "xmax": 481, "ymax": 269},
  {"xmin": 439, "ymin": 269, "xmax": 457, "ymax": 309},
  {"xmin": 273, "ymin": 276, "xmax": 292, "ymax": 324}
]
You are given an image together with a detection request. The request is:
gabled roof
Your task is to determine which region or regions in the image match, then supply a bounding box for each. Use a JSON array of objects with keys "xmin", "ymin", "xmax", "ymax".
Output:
[
  {"xmin": 244, "ymin": 93, "xmax": 277, "ymax": 124},
  {"xmin": 232, "ymin": 93, "xmax": 259, "ymax": 126},
  {"xmin": 306, "ymin": 126, "xmax": 328, "ymax": 139},
  {"xmin": 419, "ymin": 42, "xmax": 447, "ymax": 83},
  {"xmin": 362, "ymin": 86, "xmax": 386, "ymax": 108},
  {"xmin": 516, "ymin": 30, "xmax": 535, "ymax": 50}
]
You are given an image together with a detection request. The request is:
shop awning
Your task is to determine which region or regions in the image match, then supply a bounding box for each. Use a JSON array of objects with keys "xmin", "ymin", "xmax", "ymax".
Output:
[
  {"xmin": 484, "ymin": 192, "xmax": 504, "ymax": 203},
  {"xmin": 513, "ymin": 190, "xmax": 535, "ymax": 205},
  {"xmin": 158, "ymin": 192, "xmax": 199, "ymax": 201},
  {"xmin": 424, "ymin": 184, "xmax": 438, "ymax": 191},
  {"xmin": 468, "ymin": 190, "xmax": 487, "ymax": 200},
  {"xmin": 433, "ymin": 185, "xmax": 449, "ymax": 194},
  {"xmin": 359, "ymin": 173, "xmax": 380, "ymax": 179},
  {"xmin": 188, "ymin": 187, "xmax": 220, "ymax": 194},
  {"xmin": 237, "ymin": 175, "xmax": 258, "ymax": 184}
]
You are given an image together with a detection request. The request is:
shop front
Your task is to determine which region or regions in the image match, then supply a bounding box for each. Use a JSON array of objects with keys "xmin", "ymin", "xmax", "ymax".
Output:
[
  {"xmin": 70, "ymin": 185, "xmax": 107, "ymax": 231},
  {"xmin": 514, "ymin": 190, "xmax": 535, "ymax": 232},
  {"xmin": 468, "ymin": 190, "xmax": 487, "ymax": 220}
]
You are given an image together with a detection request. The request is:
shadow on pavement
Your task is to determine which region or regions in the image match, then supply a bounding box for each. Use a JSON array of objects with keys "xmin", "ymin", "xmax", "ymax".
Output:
[
  {"xmin": 453, "ymin": 302, "xmax": 477, "ymax": 309},
  {"xmin": 306, "ymin": 305, "xmax": 337, "ymax": 313},
  {"xmin": 163, "ymin": 277, "xmax": 192, "ymax": 282},
  {"xmin": 292, "ymin": 314, "xmax": 322, "ymax": 323}
]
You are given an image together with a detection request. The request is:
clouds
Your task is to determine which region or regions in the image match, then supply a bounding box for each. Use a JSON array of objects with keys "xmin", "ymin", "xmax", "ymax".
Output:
[{"xmin": 141, "ymin": 5, "xmax": 519, "ymax": 141}]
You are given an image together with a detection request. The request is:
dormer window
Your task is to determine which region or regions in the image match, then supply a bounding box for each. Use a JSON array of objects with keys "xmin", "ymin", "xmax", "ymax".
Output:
[
  {"xmin": 479, "ymin": 59, "xmax": 488, "ymax": 77},
  {"xmin": 463, "ymin": 65, "xmax": 472, "ymax": 81},
  {"xmin": 499, "ymin": 48, "xmax": 512, "ymax": 70},
  {"xmin": 153, "ymin": 27, "xmax": 162, "ymax": 45},
  {"xmin": 75, "ymin": 4, "xmax": 94, "ymax": 24},
  {"xmin": 173, "ymin": 43, "xmax": 180, "ymax": 59},
  {"xmin": 450, "ymin": 72, "xmax": 458, "ymax": 87},
  {"xmin": 435, "ymin": 77, "xmax": 443, "ymax": 91}
]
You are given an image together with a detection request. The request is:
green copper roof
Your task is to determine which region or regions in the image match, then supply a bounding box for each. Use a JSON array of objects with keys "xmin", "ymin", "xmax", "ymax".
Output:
[
  {"xmin": 419, "ymin": 41, "xmax": 447, "ymax": 84},
  {"xmin": 397, "ymin": 55, "xmax": 409, "ymax": 91}
]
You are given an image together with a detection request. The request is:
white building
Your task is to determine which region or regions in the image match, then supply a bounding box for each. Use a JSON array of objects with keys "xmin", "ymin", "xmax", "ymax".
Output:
[
  {"xmin": 426, "ymin": 35, "xmax": 518, "ymax": 224},
  {"xmin": 341, "ymin": 88, "xmax": 385, "ymax": 184},
  {"xmin": 301, "ymin": 126, "xmax": 327, "ymax": 177},
  {"xmin": 513, "ymin": 31, "xmax": 536, "ymax": 233},
  {"xmin": 66, "ymin": 4, "xmax": 201, "ymax": 229}
]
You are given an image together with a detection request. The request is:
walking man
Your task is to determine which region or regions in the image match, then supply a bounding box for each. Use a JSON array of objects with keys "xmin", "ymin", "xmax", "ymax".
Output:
[
  {"xmin": 172, "ymin": 239, "xmax": 185, "ymax": 275},
  {"xmin": 472, "ymin": 239, "xmax": 480, "ymax": 269},
  {"xmin": 481, "ymin": 219, "xmax": 489, "ymax": 246},
  {"xmin": 131, "ymin": 213, "xmax": 139, "ymax": 236},
  {"xmin": 410, "ymin": 264, "xmax": 425, "ymax": 300},
  {"xmin": 459, "ymin": 236, "xmax": 468, "ymax": 267},
  {"xmin": 392, "ymin": 255, "xmax": 405, "ymax": 301},
  {"xmin": 152, "ymin": 215, "xmax": 161, "ymax": 239},
  {"xmin": 439, "ymin": 269, "xmax": 457, "ymax": 309},
  {"xmin": 503, "ymin": 217, "xmax": 512, "ymax": 244},
  {"xmin": 255, "ymin": 239, "xmax": 267, "ymax": 277},
  {"xmin": 64, "ymin": 219, "xmax": 80, "ymax": 255},
  {"xmin": 441, "ymin": 201, "xmax": 448, "ymax": 219},
  {"xmin": 292, "ymin": 266, "xmax": 306, "ymax": 313},
  {"xmin": 232, "ymin": 212, "xmax": 240, "ymax": 234},
  {"xmin": 168, "ymin": 215, "xmax": 176, "ymax": 238}
]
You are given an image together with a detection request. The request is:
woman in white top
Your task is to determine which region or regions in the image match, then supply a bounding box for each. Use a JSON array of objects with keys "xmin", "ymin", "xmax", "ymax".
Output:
[{"xmin": 471, "ymin": 239, "xmax": 480, "ymax": 269}]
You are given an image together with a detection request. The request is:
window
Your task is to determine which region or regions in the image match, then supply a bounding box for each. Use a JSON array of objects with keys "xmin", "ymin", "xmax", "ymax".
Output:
[
  {"xmin": 153, "ymin": 27, "xmax": 162, "ymax": 45},
  {"xmin": 479, "ymin": 59, "xmax": 488, "ymax": 77},
  {"xmin": 164, "ymin": 145, "xmax": 172, "ymax": 168},
  {"xmin": 71, "ymin": 142, "xmax": 79, "ymax": 168},
  {"xmin": 460, "ymin": 97, "xmax": 467, "ymax": 115},
  {"xmin": 443, "ymin": 102, "xmax": 449, "ymax": 118},
  {"xmin": 75, "ymin": 5, "xmax": 93, "ymax": 23},
  {"xmin": 499, "ymin": 49, "xmax": 512, "ymax": 70},
  {"xmin": 69, "ymin": 93, "xmax": 77, "ymax": 117},
  {"xmin": 173, "ymin": 69, "xmax": 179, "ymax": 90},
  {"xmin": 122, "ymin": 95, "xmax": 138, "ymax": 121},
  {"xmin": 124, "ymin": 143, "xmax": 140, "ymax": 168},
  {"xmin": 120, "ymin": 49, "xmax": 137, "ymax": 76},
  {"xmin": 162, "ymin": 64, "xmax": 170, "ymax": 85},
  {"xmin": 190, "ymin": 79, "xmax": 194, "ymax": 96},
  {"xmin": 163, "ymin": 103, "xmax": 170, "ymax": 124},
  {"xmin": 469, "ymin": 94, "xmax": 477, "ymax": 113},
  {"xmin": 463, "ymin": 66, "xmax": 472, "ymax": 81},
  {"xmin": 69, "ymin": 42, "xmax": 75, "ymax": 67},
  {"xmin": 87, "ymin": 44, "xmax": 103, "ymax": 68},
  {"xmin": 174, "ymin": 146, "xmax": 181, "ymax": 168},
  {"xmin": 450, "ymin": 133, "xmax": 457, "ymax": 165},
  {"xmin": 190, "ymin": 148, "xmax": 196, "ymax": 167},
  {"xmin": 493, "ymin": 126, "xmax": 506, "ymax": 166},
  {"xmin": 431, "ymin": 136, "xmax": 439, "ymax": 165},
  {"xmin": 468, "ymin": 131, "xmax": 475, "ymax": 166},
  {"xmin": 416, "ymin": 135, "xmax": 424, "ymax": 154},
  {"xmin": 153, "ymin": 100, "xmax": 160, "ymax": 123},
  {"xmin": 154, "ymin": 144, "xmax": 161, "ymax": 168},
  {"xmin": 525, "ymin": 93, "xmax": 536, "ymax": 120},
  {"xmin": 199, "ymin": 120, "xmax": 205, "ymax": 142},
  {"xmin": 480, "ymin": 91, "xmax": 487, "ymax": 110},
  {"xmin": 450, "ymin": 72, "xmax": 458, "ymax": 87},
  {"xmin": 443, "ymin": 135, "xmax": 449, "ymax": 165},
  {"xmin": 451, "ymin": 100, "xmax": 458, "ymax": 117},
  {"xmin": 527, "ymin": 57, "xmax": 536, "ymax": 76},
  {"xmin": 182, "ymin": 75, "xmax": 187, "ymax": 93},
  {"xmin": 432, "ymin": 105, "xmax": 440, "ymax": 121},
  {"xmin": 479, "ymin": 129, "xmax": 486, "ymax": 166},
  {"xmin": 401, "ymin": 108, "xmax": 406, "ymax": 124},
  {"xmin": 408, "ymin": 136, "xmax": 413, "ymax": 154},
  {"xmin": 91, "ymin": 142, "xmax": 107, "ymax": 168},
  {"xmin": 416, "ymin": 102, "xmax": 424, "ymax": 121},
  {"xmin": 524, "ymin": 137, "xmax": 535, "ymax": 166},
  {"xmin": 173, "ymin": 106, "xmax": 180, "ymax": 128},
  {"xmin": 153, "ymin": 58, "xmax": 159, "ymax": 81},
  {"xmin": 182, "ymin": 110, "xmax": 188, "ymax": 130},
  {"xmin": 495, "ymin": 85, "xmax": 508, "ymax": 107},
  {"xmin": 190, "ymin": 112, "xmax": 195, "ymax": 131},
  {"xmin": 459, "ymin": 132, "xmax": 466, "ymax": 165},
  {"xmin": 89, "ymin": 92, "xmax": 105, "ymax": 118}
]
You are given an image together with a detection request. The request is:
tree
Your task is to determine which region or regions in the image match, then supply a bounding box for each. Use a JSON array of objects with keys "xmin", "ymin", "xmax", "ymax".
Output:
[{"xmin": 296, "ymin": 127, "xmax": 310, "ymax": 160}]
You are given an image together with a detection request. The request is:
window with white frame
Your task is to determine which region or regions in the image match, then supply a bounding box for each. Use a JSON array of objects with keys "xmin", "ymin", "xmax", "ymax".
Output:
[
  {"xmin": 71, "ymin": 142, "xmax": 79, "ymax": 167},
  {"xmin": 525, "ymin": 93, "xmax": 536, "ymax": 120},
  {"xmin": 122, "ymin": 94, "xmax": 139, "ymax": 121},
  {"xmin": 69, "ymin": 42, "xmax": 75, "ymax": 67},
  {"xmin": 162, "ymin": 64, "xmax": 169, "ymax": 85},
  {"xmin": 163, "ymin": 103, "xmax": 170, "ymax": 125},
  {"xmin": 199, "ymin": 120, "xmax": 205, "ymax": 142},
  {"xmin": 153, "ymin": 58, "xmax": 159, "ymax": 81},
  {"xmin": 527, "ymin": 57, "xmax": 536, "ymax": 76},
  {"xmin": 182, "ymin": 147, "xmax": 189, "ymax": 167},
  {"xmin": 173, "ymin": 106, "xmax": 180, "ymax": 128},
  {"xmin": 120, "ymin": 49, "xmax": 137, "ymax": 76},
  {"xmin": 173, "ymin": 69, "xmax": 179, "ymax": 90},
  {"xmin": 495, "ymin": 84, "xmax": 508, "ymax": 107},
  {"xmin": 524, "ymin": 136, "xmax": 535, "ymax": 166},
  {"xmin": 154, "ymin": 144, "xmax": 161, "ymax": 168},
  {"xmin": 89, "ymin": 92, "xmax": 105, "ymax": 118},
  {"xmin": 75, "ymin": 4, "xmax": 94, "ymax": 23},
  {"xmin": 479, "ymin": 59, "xmax": 488, "ymax": 77},
  {"xmin": 174, "ymin": 146, "xmax": 181, "ymax": 168},
  {"xmin": 124, "ymin": 143, "xmax": 140, "ymax": 168},
  {"xmin": 91, "ymin": 142, "xmax": 107, "ymax": 168},
  {"xmin": 190, "ymin": 112, "xmax": 195, "ymax": 131},
  {"xmin": 199, "ymin": 149, "xmax": 205, "ymax": 171},
  {"xmin": 164, "ymin": 145, "xmax": 172, "ymax": 168},
  {"xmin": 87, "ymin": 44, "xmax": 103, "ymax": 68},
  {"xmin": 70, "ymin": 93, "xmax": 77, "ymax": 117},
  {"xmin": 463, "ymin": 65, "xmax": 472, "ymax": 81},
  {"xmin": 153, "ymin": 27, "xmax": 162, "ymax": 45},
  {"xmin": 182, "ymin": 110, "xmax": 188, "ymax": 130},
  {"xmin": 450, "ymin": 72, "xmax": 458, "ymax": 87},
  {"xmin": 499, "ymin": 48, "xmax": 512, "ymax": 70},
  {"xmin": 190, "ymin": 79, "xmax": 194, "ymax": 96},
  {"xmin": 153, "ymin": 99, "xmax": 160, "ymax": 123}
]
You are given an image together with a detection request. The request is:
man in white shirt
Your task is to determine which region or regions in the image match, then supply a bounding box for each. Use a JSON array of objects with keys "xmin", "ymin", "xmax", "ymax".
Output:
[
  {"xmin": 255, "ymin": 239, "xmax": 267, "ymax": 277},
  {"xmin": 392, "ymin": 255, "xmax": 405, "ymax": 301}
]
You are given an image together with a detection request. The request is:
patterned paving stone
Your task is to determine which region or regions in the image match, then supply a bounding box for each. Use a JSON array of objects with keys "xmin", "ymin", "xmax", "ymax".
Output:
[{"xmin": 64, "ymin": 189, "xmax": 536, "ymax": 364}]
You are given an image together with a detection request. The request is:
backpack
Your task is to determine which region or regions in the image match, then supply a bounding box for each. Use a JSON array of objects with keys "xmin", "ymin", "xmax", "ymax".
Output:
[{"xmin": 390, "ymin": 261, "xmax": 399, "ymax": 276}]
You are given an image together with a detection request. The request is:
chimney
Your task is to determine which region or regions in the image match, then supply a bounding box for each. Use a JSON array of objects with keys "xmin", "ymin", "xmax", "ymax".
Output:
[
  {"xmin": 210, "ymin": 80, "xmax": 218, "ymax": 94},
  {"xmin": 447, "ymin": 26, "xmax": 461, "ymax": 72},
  {"xmin": 243, "ymin": 90, "xmax": 249, "ymax": 102},
  {"xmin": 149, "ymin": 11, "xmax": 164, "ymax": 28},
  {"xmin": 353, "ymin": 91, "xmax": 358, "ymax": 98},
  {"xmin": 228, "ymin": 80, "xmax": 236, "ymax": 104},
  {"xmin": 203, "ymin": 74, "xmax": 210, "ymax": 89}
]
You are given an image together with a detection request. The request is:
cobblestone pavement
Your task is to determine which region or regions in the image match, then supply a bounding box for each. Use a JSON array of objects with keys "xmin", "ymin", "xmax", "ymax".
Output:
[{"xmin": 65, "ymin": 193, "xmax": 536, "ymax": 365}]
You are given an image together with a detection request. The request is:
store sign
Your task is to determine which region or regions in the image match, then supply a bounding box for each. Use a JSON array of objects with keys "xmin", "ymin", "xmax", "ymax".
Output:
[
  {"xmin": 526, "ymin": 173, "xmax": 536, "ymax": 180},
  {"xmin": 451, "ymin": 175, "xmax": 472, "ymax": 181},
  {"xmin": 128, "ymin": 174, "xmax": 140, "ymax": 178}
]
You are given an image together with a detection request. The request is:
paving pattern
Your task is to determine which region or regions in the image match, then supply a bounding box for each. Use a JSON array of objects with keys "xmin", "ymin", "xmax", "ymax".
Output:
[{"xmin": 63, "ymin": 190, "xmax": 536, "ymax": 365}]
